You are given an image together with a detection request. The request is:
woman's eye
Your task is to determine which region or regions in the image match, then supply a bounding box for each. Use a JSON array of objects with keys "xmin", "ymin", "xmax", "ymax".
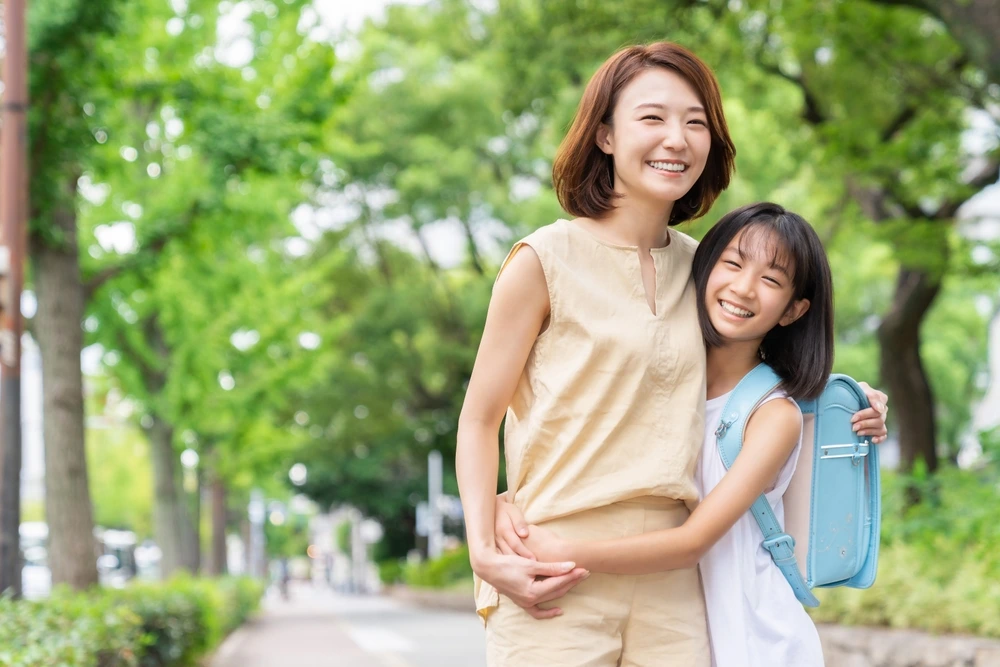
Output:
[
  {"xmin": 641, "ymin": 115, "xmax": 662, "ymax": 121},
  {"xmin": 688, "ymin": 119, "xmax": 707, "ymax": 126}
]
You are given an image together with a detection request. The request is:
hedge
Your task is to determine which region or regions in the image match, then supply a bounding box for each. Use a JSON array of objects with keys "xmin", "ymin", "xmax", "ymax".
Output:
[{"xmin": 0, "ymin": 575, "xmax": 263, "ymax": 667}]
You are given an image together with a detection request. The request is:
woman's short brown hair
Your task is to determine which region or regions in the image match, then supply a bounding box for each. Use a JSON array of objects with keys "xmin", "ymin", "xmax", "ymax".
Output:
[{"xmin": 552, "ymin": 42, "xmax": 736, "ymax": 226}]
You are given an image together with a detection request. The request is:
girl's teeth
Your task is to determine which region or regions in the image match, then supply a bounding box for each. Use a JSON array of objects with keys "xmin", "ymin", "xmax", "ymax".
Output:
[
  {"xmin": 720, "ymin": 301, "xmax": 753, "ymax": 318},
  {"xmin": 649, "ymin": 161, "xmax": 686, "ymax": 172}
]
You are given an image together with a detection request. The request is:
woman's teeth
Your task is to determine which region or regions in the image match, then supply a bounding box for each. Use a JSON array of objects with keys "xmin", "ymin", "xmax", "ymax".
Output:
[
  {"xmin": 648, "ymin": 161, "xmax": 686, "ymax": 172},
  {"xmin": 720, "ymin": 301, "xmax": 754, "ymax": 318}
]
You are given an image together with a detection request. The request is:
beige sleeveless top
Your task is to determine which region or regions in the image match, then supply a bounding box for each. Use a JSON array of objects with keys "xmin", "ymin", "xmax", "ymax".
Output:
[{"xmin": 475, "ymin": 218, "xmax": 707, "ymax": 617}]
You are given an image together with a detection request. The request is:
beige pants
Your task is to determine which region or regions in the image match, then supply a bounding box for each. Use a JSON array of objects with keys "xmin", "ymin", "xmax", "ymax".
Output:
[{"xmin": 485, "ymin": 497, "xmax": 710, "ymax": 667}]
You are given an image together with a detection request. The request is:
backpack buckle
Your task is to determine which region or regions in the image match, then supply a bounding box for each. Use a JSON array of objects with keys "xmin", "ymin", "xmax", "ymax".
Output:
[
  {"xmin": 762, "ymin": 533, "xmax": 795, "ymax": 556},
  {"xmin": 714, "ymin": 412, "xmax": 739, "ymax": 439}
]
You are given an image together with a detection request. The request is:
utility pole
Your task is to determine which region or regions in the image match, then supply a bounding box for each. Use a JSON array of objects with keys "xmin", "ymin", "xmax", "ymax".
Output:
[
  {"xmin": 427, "ymin": 450, "xmax": 443, "ymax": 560},
  {"xmin": 0, "ymin": 0, "xmax": 28, "ymax": 598}
]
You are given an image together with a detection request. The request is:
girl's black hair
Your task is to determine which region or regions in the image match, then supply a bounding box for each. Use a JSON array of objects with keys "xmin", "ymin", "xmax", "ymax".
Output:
[{"xmin": 692, "ymin": 202, "xmax": 834, "ymax": 400}]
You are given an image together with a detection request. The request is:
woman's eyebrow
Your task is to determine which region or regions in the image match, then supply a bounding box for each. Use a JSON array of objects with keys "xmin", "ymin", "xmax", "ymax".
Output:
[{"xmin": 633, "ymin": 102, "xmax": 706, "ymax": 113}]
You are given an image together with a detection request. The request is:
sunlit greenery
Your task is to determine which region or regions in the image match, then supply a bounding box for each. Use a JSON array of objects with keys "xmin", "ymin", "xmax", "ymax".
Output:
[{"xmin": 14, "ymin": 0, "xmax": 1000, "ymax": 633}]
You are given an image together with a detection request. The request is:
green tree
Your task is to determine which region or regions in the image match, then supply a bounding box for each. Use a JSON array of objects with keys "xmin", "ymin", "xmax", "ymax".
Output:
[
  {"xmin": 78, "ymin": 0, "xmax": 337, "ymax": 575},
  {"xmin": 27, "ymin": 0, "xmax": 128, "ymax": 590}
]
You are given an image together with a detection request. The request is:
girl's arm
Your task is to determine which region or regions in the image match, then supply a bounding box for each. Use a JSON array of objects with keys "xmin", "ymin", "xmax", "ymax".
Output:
[
  {"xmin": 523, "ymin": 398, "xmax": 803, "ymax": 575},
  {"xmin": 456, "ymin": 245, "xmax": 588, "ymax": 617}
]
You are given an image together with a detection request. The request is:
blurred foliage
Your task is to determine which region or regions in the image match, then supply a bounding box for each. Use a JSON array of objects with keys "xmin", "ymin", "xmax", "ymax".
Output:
[
  {"xmin": 263, "ymin": 512, "xmax": 310, "ymax": 560},
  {"xmin": 378, "ymin": 558, "xmax": 405, "ymax": 586},
  {"xmin": 400, "ymin": 545, "xmax": 473, "ymax": 589},
  {"xmin": 86, "ymin": 424, "xmax": 155, "ymax": 539},
  {"xmin": 0, "ymin": 576, "xmax": 263, "ymax": 667},
  {"xmin": 41, "ymin": 0, "xmax": 998, "ymax": 573}
]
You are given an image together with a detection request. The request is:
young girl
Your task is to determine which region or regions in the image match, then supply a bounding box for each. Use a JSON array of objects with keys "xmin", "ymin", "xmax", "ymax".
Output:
[{"xmin": 500, "ymin": 202, "xmax": 846, "ymax": 665}]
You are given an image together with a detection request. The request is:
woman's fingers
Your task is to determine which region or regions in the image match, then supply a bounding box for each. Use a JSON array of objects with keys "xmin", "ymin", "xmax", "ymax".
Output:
[
  {"xmin": 853, "ymin": 417, "xmax": 885, "ymax": 432},
  {"xmin": 497, "ymin": 538, "xmax": 515, "ymax": 556},
  {"xmin": 531, "ymin": 570, "xmax": 590, "ymax": 605},
  {"xmin": 508, "ymin": 536, "xmax": 537, "ymax": 560},
  {"xmin": 497, "ymin": 516, "xmax": 536, "ymax": 560},
  {"xmin": 526, "ymin": 605, "xmax": 562, "ymax": 620},
  {"xmin": 510, "ymin": 509, "xmax": 530, "ymax": 539},
  {"xmin": 851, "ymin": 407, "xmax": 882, "ymax": 425},
  {"xmin": 858, "ymin": 382, "xmax": 888, "ymax": 409},
  {"xmin": 527, "ymin": 568, "xmax": 589, "ymax": 603}
]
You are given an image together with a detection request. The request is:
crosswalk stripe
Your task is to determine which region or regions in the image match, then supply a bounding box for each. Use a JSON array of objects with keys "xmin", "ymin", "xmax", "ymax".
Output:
[{"xmin": 343, "ymin": 624, "xmax": 417, "ymax": 654}]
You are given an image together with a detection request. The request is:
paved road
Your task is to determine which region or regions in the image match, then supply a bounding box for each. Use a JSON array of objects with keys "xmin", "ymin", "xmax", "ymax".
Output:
[{"xmin": 212, "ymin": 584, "xmax": 487, "ymax": 667}]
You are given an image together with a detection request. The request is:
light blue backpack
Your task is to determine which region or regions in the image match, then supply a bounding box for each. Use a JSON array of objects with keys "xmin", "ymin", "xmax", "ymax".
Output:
[{"xmin": 715, "ymin": 363, "xmax": 881, "ymax": 607}]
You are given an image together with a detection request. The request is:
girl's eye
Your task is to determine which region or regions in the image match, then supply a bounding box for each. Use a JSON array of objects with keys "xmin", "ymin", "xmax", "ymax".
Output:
[
  {"xmin": 723, "ymin": 260, "xmax": 741, "ymax": 269},
  {"xmin": 763, "ymin": 276, "xmax": 781, "ymax": 286}
]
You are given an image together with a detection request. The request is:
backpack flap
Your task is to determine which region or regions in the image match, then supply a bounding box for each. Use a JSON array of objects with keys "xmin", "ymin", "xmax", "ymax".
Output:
[{"xmin": 805, "ymin": 375, "xmax": 880, "ymax": 590}]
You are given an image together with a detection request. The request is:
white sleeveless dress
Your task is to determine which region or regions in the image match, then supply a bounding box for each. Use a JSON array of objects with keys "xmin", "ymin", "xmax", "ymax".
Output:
[{"xmin": 697, "ymin": 389, "xmax": 825, "ymax": 667}]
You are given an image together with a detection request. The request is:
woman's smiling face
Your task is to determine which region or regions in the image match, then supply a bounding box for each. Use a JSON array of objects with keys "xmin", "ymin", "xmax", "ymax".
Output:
[{"xmin": 596, "ymin": 67, "xmax": 712, "ymax": 211}]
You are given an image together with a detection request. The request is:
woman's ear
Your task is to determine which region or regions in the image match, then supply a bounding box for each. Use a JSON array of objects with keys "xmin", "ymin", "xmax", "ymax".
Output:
[
  {"xmin": 595, "ymin": 123, "xmax": 614, "ymax": 155},
  {"xmin": 779, "ymin": 298, "xmax": 810, "ymax": 327}
]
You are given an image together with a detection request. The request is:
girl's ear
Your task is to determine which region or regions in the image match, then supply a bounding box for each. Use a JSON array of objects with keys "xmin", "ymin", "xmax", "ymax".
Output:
[
  {"xmin": 779, "ymin": 298, "xmax": 810, "ymax": 327},
  {"xmin": 595, "ymin": 123, "xmax": 614, "ymax": 155}
]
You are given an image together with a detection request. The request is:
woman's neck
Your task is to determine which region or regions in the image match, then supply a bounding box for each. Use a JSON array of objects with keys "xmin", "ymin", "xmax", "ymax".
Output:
[
  {"xmin": 596, "ymin": 195, "xmax": 675, "ymax": 249},
  {"xmin": 706, "ymin": 338, "xmax": 766, "ymax": 400}
]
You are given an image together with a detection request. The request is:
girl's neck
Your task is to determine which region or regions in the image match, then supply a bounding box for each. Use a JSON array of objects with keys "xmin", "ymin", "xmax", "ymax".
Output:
[
  {"xmin": 597, "ymin": 195, "xmax": 675, "ymax": 249},
  {"xmin": 706, "ymin": 338, "xmax": 766, "ymax": 400}
]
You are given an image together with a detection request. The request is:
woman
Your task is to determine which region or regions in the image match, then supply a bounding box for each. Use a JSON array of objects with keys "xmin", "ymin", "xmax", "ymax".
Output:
[{"xmin": 455, "ymin": 42, "xmax": 886, "ymax": 666}]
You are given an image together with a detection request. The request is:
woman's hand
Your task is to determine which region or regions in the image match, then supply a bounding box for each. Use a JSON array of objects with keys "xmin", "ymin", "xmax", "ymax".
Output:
[
  {"xmin": 854, "ymin": 382, "xmax": 889, "ymax": 444},
  {"xmin": 495, "ymin": 494, "xmax": 535, "ymax": 559},
  {"xmin": 472, "ymin": 551, "xmax": 589, "ymax": 620},
  {"xmin": 522, "ymin": 524, "xmax": 573, "ymax": 565}
]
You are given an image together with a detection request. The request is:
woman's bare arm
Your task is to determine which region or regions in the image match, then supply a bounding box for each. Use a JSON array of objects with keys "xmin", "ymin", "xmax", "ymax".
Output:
[{"xmin": 456, "ymin": 245, "xmax": 588, "ymax": 617}]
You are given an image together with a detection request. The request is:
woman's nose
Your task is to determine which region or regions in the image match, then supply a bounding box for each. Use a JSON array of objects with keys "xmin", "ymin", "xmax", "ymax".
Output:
[{"xmin": 661, "ymin": 120, "xmax": 687, "ymax": 151}]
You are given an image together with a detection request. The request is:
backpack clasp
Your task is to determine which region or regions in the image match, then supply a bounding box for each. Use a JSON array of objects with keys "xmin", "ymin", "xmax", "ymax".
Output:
[{"xmin": 820, "ymin": 441, "xmax": 870, "ymax": 466}]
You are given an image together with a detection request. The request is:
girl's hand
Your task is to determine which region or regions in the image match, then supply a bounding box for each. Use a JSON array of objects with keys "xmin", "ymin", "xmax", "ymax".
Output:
[
  {"xmin": 522, "ymin": 524, "xmax": 573, "ymax": 565},
  {"xmin": 495, "ymin": 494, "xmax": 535, "ymax": 560},
  {"xmin": 854, "ymin": 382, "xmax": 889, "ymax": 444}
]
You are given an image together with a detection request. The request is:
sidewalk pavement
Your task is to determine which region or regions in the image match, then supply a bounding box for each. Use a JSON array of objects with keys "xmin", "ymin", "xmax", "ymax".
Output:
[
  {"xmin": 210, "ymin": 582, "xmax": 487, "ymax": 667},
  {"xmin": 211, "ymin": 585, "xmax": 374, "ymax": 667}
]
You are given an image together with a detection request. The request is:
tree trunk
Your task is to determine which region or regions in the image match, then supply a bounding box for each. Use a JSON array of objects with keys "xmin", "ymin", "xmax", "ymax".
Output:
[
  {"xmin": 872, "ymin": 0, "xmax": 1000, "ymax": 83},
  {"xmin": 139, "ymin": 318, "xmax": 199, "ymax": 576},
  {"xmin": 877, "ymin": 267, "xmax": 942, "ymax": 479},
  {"xmin": 181, "ymin": 467, "xmax": 200, "ymax": 573},
  {"xmin": 209, "ymin": 475, "xmax": 228, "ymax": 576},
  {"xmin": 31, "ymin": 195, "xmax": 98, "ymax": 590},
  {"xmin": 147, "ymin": 417, "xmax": 199, "ymax": 576}
]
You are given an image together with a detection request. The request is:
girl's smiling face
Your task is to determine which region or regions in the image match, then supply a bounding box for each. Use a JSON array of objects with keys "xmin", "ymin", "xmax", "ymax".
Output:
[
  {"xmin": 704, "ymin": 227, "xmax": 811, "ymax": 346},
  {"xmin": 595, "ymin": 68, "xmax": 712, "ymax": 211}
]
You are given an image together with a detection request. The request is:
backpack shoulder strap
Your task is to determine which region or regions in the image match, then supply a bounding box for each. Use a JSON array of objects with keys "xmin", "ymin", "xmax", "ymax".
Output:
[{"xmin": 716, "ymin": 363, "xmax": 821, "ymax": 607}]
